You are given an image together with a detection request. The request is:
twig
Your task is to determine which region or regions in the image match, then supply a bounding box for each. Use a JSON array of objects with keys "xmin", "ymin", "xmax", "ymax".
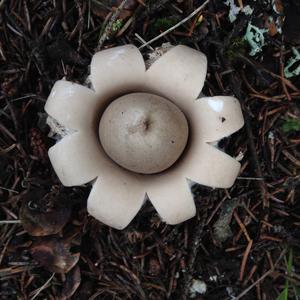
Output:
[
  {"xmin": 243, "ymin": 265, "xmax": 257, "ymax": 286},
  {"xmin": 239, "ymin": 239, "xmax": 253, "ymax": 281},
  {"xmin": 237, "ymin": 53, "xmax": 299, "ymax": 92},
  {"xmin": 74, "ymin": 0, "xmax": 84, "ymax": 51},
  {"xmin": 0, "ymin": 237, "xmax": 12, "ymax": 265},
  {"xmin": 236, "ymin": 176, "xmax": 265, "ymax": 181},
  {"xmin": 245, "ymin": 115, "xmax": 269, "ymax": 207},
  {"xmin": 227, "ymin": 58, "xmax": 269, "ymax": 206},
  {"xmin": 235, "ymin": 249, "xmax": 286, "ymax": 299},
  {"xmin": 135, "ymin": 33, "xmax": 154, "ymax": 51},
  {"xmin": 95, "ymin": 0, "xmax": 129, "ymax": 51},
  {"xmin": 0, "ymin": 0, "xmax": 6, "ymax": 9},
  {"xmin": 138, "ymin": 0, "xmax": 211, "ymax": 49},
  {"xmin": 280, "ymin": 56, "xmax": 292, "ymax": 101},
  {"xmin": 31, "ymin": 273, "xmax": 55, "ymax": 300},
  {"xmin": 0, "ymin": 186, "xmax": 19, "ymax": 193},
  {"xmin": 0, "ymin": 220, "xmax": 21, "ymax": 224},
  {"xmin": 233, "ymin": 211, "xmax": 251, "ymax": 242},
  {"xmin": 206, "ymin": 195, "xmax": 227, "ymax": 225}
]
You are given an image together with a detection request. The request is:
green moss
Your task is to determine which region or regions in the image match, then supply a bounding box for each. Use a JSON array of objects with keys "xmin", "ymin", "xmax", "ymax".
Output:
[
  {"xmin": 154, "ymin": 18, "xmax": 177, "ymax": 31},
  {"xmin": 282, "ymin": 117, "xmax": 300, "ymax": 133},
  {"xmin": 226, "ymin": 37, "xmax": 248, "ymax": 60},
  {"xmin": 112, "ymin": 19, "xmax": 123, "ymax": 33}
]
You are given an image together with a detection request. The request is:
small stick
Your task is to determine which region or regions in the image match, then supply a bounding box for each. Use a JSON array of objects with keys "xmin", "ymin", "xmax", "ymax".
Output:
[
  {"xmin": 239, "ymin": 239, "xmax": 253, "ymax": 281},
  {"xmin": 242, "ymin": 204, "xmax": 258, "ymax": 222},
  {"xmin": 233, "ymin": 211, "xmax": 251, "ymax": 242},
  {"xmin": 0, "ymin": 237, "xmax": 12, "ymax": 265},
  {"xmin": 139, "ymin": 0, "xmax": 211, "ymax": 50},
  {"xmin": 74, "ymin": 0, "xmax": 84, "ymax": 51},
  {"xmin": 23, "ymin": 0, "xmax": 31, "ymax": 33},
  {"xmin": 243, "ymin": 265, "xmax": 257, "ymax": 286},
  {"xmin": 237, "ymin": 176, "xmax": 264, "ymax": 181},
  {"xmin": 246, "ymin": 115, "xmax": 269, "ymax": 207},
  {"xmin": 135, "ymin": 33, "xmax": 154, "ymax": 51},
  {"xmin": 96, "ymin": 0, "xmax": 129, "ymax": 51},
  {"xmin": 0, "ymin": 186, "xmax": 19, "ymax": 193},
  {"xmin": 266, "ymin": 251, "xmax": 274, "ymax": 269},
  {"xmin": 31, "ymin": 273, "xmax": 55, "ymax": 300},
  {"xmin": 235, "ymin": 249, "xmax": 286, "ymax": 299},
  {"xmin": 280, "ymin": 47, "xmax": 292, "ymax": 101},
  {"xmin": 206, "ymin": 195, "xmax": 227, "ymax": 225},
  {"xmin": 260, "ymin": 235, "xmax": 282, "ymax": 242},
  {"xmin": 117, "ymin": 16, "xmax": 133, "ymax": 37},
  {"xmin": 0, "ymin": 220, "xmax": 21, "ymax": 224}
]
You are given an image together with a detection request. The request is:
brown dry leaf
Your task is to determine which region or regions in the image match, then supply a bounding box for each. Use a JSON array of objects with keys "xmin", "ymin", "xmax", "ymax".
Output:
[
  {"xmin": 59, "ymin": 265, "xmax": 81, "ymax": 299},
  {"xmin": 71, "ymin": 281, "xmax": 95, "ymax": 299},
  {"xmin": 30, "ymin": 238, "xmax": 80, "ymax": 273},
  {"xmin": 20, "ymin": 188, "xmax": 72, "ymax": 236}
]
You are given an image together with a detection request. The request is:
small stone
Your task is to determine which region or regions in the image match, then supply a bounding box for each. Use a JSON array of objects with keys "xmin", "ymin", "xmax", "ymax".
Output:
[{"xmin": 189, "ymin": 279, "xmax": 207, "ymax": 298}]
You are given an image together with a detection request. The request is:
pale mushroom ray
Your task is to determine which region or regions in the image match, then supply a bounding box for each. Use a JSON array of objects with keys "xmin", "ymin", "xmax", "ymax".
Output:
[{"xmin": 45, "ymin": 44, "xmax": 244, "ymax": 230}]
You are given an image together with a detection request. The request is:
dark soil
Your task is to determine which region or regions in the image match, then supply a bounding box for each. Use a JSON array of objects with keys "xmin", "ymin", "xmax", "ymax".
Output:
[{"xmin": 0, "ymin": 0, "xmax": 299, "ymax": 299}]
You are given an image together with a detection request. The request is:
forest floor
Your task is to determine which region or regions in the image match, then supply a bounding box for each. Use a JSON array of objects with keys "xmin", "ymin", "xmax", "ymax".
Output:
[{"xmin": 0, "ymin": 0, "xmax": 299, "ymax": 299}]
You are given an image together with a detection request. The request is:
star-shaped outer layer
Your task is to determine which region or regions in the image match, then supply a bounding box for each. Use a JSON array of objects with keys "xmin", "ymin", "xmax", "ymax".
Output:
[{"xmin": 45, "ymin": 45, "xmax": 244, "ymax": 230}]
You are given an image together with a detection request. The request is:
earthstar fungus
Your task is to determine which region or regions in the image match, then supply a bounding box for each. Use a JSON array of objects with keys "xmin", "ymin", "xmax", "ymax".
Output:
[{"xmin": 45, "ymin": 44, "xmax": 244, "ymax": 229}]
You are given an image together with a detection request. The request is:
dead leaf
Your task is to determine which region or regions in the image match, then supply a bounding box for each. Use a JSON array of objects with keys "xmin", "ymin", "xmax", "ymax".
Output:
[
  {"xmin": 59, "ymin": 265, "xmax": 81, "ymax": 299},
  {"xmin": 30, "ymin": 238, "xmax": 79, "ymax": 273},
  {"xmin": 20, "ymin": 188, "xmax": 72, "ymax": 236}
]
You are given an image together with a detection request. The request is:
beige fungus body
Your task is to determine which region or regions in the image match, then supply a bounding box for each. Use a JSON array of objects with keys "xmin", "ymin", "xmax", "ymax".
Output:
[{"xmin": 45, "ymin": 44, "xmax": 245, "ymax": 229}]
